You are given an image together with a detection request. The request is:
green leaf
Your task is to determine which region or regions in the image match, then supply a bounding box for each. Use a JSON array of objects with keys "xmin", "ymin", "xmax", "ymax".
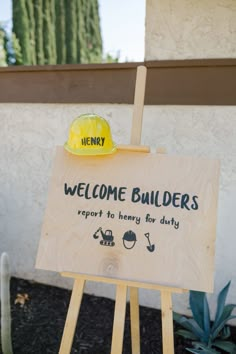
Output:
[
  {"xmin": 213, "ymin": 281, "xmax": 231, "ymax": 330},
  {"xmin": 175, "ymin": 329, "xmax": 198, "ymax": 340},
  {"xmin": 173, "ymin": 311, "xmax": 184, "ymax": 323},
  {"xmin": 187, "ymin": 347, "xmax": 219, "ymax": 354},
  {"xmin": 177, "ymin": 317, "xmax": 205, "ymax": 341},
  {"xmin": 220, "ymin": 325, "xmax": 231, "ymax": 340},
  {"xmin": 189, "ymin": 343, "xmax": 221, "ymax": 353},
  {"xmin": 203, "ymin": 293, "xmax": 211, "ymax": 339},
  {"xmin": 212, "ymin": 304, "xmax": 236, "ymax": 334},
  {"xmin": 189, "ymin": 290, "xmax": 206, "ymax": 330},
  {"xmin": 214, "ymin": 340, "xmax": 236, "ymax": 353},
  {"xmin": 186, "ymin": 349, "xmax": 203, "ymax": 354},
  {"xmin": 212, "ymin": 315, "xmax": 236, "ymax": 339}
]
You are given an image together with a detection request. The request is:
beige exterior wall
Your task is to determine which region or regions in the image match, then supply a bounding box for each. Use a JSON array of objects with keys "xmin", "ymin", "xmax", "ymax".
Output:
[
  {"xmin": 1, "ymin": 0, "xmax": 236, "ymax": 317},
  {"xmin": 0, "ymin": 103, "xmax": 236, "ymax": 316},
  {"xmin": 143, "ymin": 0, "xmax": 236, "ymax": 316},
  {"xmin": 145, "ymin": 0, "xmax": 236, "ymax": 60}
]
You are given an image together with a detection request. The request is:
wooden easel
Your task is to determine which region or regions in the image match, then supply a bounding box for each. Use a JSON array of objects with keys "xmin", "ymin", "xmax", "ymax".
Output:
[{"xmin": 59, "ymin": 66, "xmax": 187, "ymax": 354}]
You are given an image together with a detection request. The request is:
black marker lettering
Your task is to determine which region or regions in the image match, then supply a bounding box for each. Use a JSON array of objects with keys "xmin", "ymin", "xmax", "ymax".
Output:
[
  {"xmin": 131, "ymin": 188, "xmax": 141, "ymax": 203},
  {"xmin": 191, "ymin": 196, "xmax": 199, "ymax": 210},
  {"xmin": 64, "ymin": 183, "xmax": 77, "ymax": 196}
]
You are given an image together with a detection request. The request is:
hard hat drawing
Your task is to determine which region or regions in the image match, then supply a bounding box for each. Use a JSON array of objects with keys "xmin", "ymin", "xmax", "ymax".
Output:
[
  {"xmin": 64, "ymin": 113, "xmax": 116, "ymax": 156},
  {"xmin": 123, "ymin": 230, "xmax": 137, "ymax": 250}
]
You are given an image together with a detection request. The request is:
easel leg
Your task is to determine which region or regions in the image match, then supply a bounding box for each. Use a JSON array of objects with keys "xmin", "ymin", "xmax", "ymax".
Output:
[
  {"xmin": 111, "ymin": 284, "xmax": 128, "ymax": 354},
  {"xmin": 59, "ymin": 278, "xmax": 85, "ymax": 354},
  {"xmin": 130, "ymin": 287, "xmax": 140, "ymax": 354},
  {"xmin": 160, "ymin": 290, "xmax": 174, "ymax": 354}
]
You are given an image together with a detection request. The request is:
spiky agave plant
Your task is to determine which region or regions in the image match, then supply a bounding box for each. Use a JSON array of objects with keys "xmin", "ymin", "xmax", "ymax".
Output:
[{"xmin": 174, "ymin": 281, "xmax": 236, "ymax": 353}]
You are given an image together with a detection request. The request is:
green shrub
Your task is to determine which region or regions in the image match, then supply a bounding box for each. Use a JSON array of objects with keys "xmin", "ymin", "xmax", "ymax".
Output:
[{"xmin": 174, "ymin": 281, "xmax": 236, "ymax": 353}]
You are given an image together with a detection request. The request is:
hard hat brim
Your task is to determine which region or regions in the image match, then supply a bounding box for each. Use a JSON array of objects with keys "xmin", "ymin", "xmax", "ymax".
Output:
[{"xmin": 64, "ymin": 142, "xmax": 117, "ymax": 156}]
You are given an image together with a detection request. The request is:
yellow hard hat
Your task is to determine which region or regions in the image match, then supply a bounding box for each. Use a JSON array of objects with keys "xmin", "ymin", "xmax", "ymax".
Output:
[{"xmin": 64, "ymin": 113, "xmax": 117, "ymax": 156}]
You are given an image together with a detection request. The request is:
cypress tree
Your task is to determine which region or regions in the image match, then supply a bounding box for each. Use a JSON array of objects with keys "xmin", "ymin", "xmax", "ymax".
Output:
[
  {"xmin": 42, "ymin": 0, "xmax": 51, "ymax": 64},
  {"xmin": 42, "ymin": 0, "xmax": 54, "ymax": 64},
  {"xmin": 11, "ymin": 0, "xmax": 103, "ymax": 65},
  {"xmin": 49, "ymin": 0, "xmax": 57, "ymax": 64},
  {"xmin": 11, "ymin": 33, "xmax": 23, "ymax": 65},
  {"xmin": 0, "ymin": 26, "xmax": 23, "ymax": 66},
  {"xmin": 77, "ymin": 0, "xmax": 86, "ymax": 63},
  {"xmin": 25, "ymin": 0, "xmax": 36, "ymax": 65},
  {"xmin": 0, "ymin": 28, "xmax": 7, "ymax": 66},
  {"xmin": 83, "ymin": 0, "xmax": 91, "ymax": 63},
  {"xmin": 12, "ymin": 0, "xmax": 31, "ymax": 65},
  {"xmin": 88, "ymin": 0, "xmax": 102, "ymax": 63},
  {"xmin": 34, "ymin": 0, "xmax": 44, "ymax": 64},
  {"xmin": 55, "ymin": 0, "xmax": 66, "ymax": 64},
  {"xmin": 65, "ymin": 0, "xmax": 77, "ymax": 64},
  {"xmin": 81, "ymin": 0, "xmax": 102, "ymax": 63}
]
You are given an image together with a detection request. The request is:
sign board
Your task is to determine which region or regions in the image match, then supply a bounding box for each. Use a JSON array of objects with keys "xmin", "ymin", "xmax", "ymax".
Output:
[{"xmin": 36, "ymin": 147, "xmax": 220, "ymax": 292}]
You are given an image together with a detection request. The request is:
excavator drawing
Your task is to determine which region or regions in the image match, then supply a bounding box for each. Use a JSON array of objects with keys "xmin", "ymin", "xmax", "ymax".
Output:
[{"xmin": 93, "ymin": 227, "xmax": 115, "ymax": 247}]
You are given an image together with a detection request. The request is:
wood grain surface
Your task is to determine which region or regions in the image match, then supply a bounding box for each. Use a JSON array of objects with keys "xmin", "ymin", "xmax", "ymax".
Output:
[{"xmin": 36, "ymin": 147, "xmax": 220, "ymax": 292}]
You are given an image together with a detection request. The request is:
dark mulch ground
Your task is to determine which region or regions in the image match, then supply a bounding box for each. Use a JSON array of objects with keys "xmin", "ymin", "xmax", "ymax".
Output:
[{"xmin": 1, "ymin": 277, "xmax": 235, "ymax": 353}]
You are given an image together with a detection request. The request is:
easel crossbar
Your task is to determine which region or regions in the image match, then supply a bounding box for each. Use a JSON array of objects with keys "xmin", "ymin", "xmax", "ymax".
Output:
[{"xmin": 61, "ymin": 271, "xmax": 187, "ymax": 294}]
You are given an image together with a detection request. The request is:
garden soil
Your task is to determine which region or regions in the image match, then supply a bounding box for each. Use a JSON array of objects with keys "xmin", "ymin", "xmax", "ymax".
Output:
[{"xmin": 0, "ymin": 277, "xmax": 235, "ymax": 353}]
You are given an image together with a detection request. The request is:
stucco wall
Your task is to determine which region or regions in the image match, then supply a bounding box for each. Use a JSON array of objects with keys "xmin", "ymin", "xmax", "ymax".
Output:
[
  {"xmin": 1, "ymin": 0, "xmax": 236, "ymax": 318},
  {"xmin": 141, "ymin": 0, "xmax": 236, "ymax": 316},
  {"xmin": 0, "ymin": 103, "xmax": 236, "ymax": 316},
  {"xmin": 145, "ymin": 0, "xmax": 236, "ymax": 60}
]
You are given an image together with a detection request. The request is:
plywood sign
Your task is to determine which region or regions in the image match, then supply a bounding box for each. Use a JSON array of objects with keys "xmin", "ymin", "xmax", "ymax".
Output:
[{"xmin": 36, "ymin": 147, "xmax": 220, "ymax": 292}]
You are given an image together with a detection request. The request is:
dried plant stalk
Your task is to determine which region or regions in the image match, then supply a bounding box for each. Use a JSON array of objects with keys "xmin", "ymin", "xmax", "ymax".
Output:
[{"xmin": 1, "ymin": 253, "xmax": 13, "ymax": 354}]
